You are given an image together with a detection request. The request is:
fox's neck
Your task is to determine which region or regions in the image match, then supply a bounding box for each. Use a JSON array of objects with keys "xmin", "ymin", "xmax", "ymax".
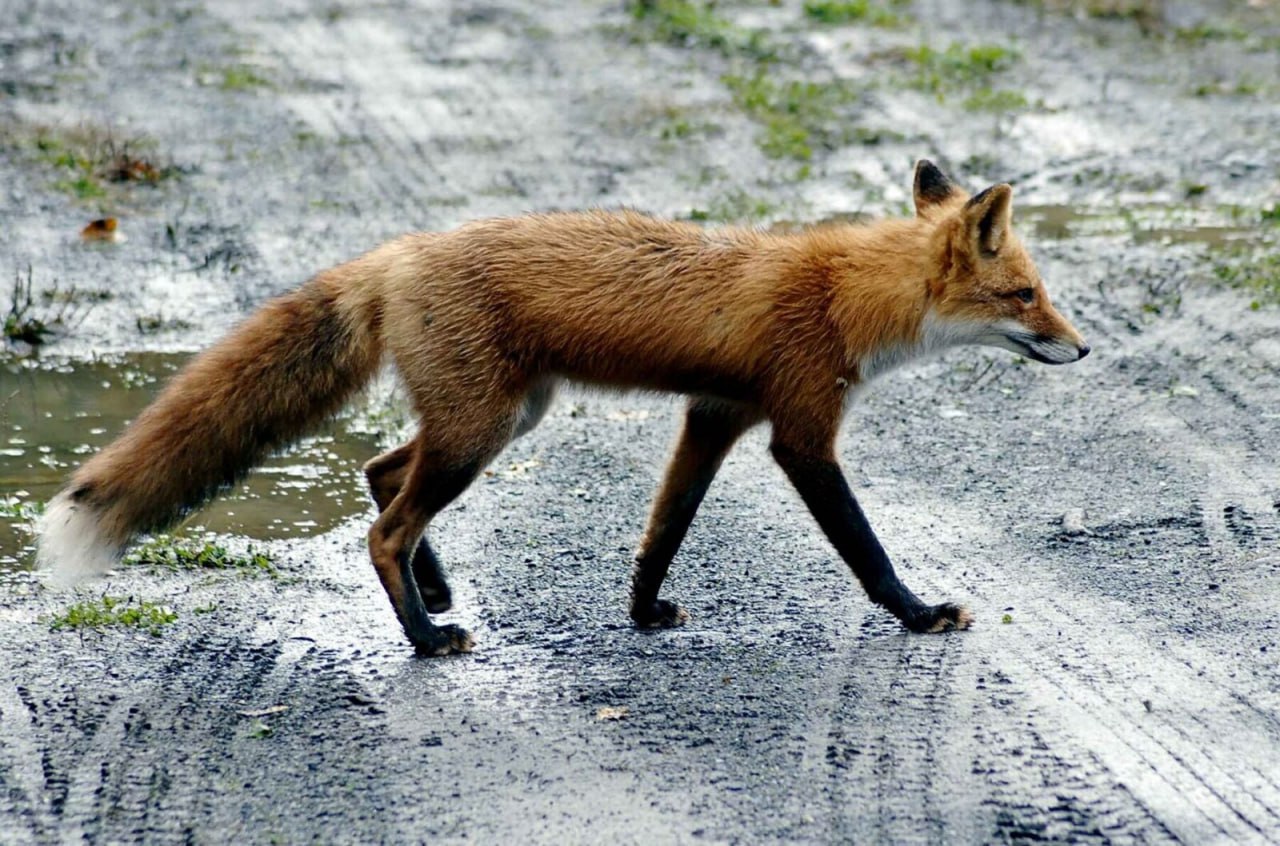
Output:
[
  {"xmin": 812, "ymin": 219, "xmax": 947, "ymax": 384},
  {"xmin": 855, "ymin": 312, "xmax": 959, "ymax": 381}
]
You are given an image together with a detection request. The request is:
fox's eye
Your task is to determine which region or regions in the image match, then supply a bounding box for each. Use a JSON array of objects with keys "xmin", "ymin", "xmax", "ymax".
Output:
[{"xmin": 1013, "ymin": 288, "xmax": 1035, "ymax": 304}]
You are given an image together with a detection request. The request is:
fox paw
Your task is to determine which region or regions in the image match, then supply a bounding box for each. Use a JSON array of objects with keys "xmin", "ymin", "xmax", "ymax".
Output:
[
  {"xmin": 631, "ymin": 599, "xmax": 690, "ymax": 629},
  {"xmin": 908, "ymin": 603, "xmax": 973, "ymax": 633},
  {"xmin": 411, "ymin": 623, "xmax": 475, "ymax": 657}
]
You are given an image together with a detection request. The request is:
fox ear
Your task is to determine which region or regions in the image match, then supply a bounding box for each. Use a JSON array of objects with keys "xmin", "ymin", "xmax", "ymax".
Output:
[
  {"xmin": 963, "ymin": 183, "xmax": 1013, "ymax": 256},
  {"xmin": 913, "ymin": 159, "xmax": 959, "ymax": 216}
]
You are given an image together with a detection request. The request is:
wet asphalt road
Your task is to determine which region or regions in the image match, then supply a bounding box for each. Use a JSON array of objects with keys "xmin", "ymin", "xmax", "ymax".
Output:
[{"xmin": 2, "ymin": 0, "xmax": 1280, "ymax": 843}]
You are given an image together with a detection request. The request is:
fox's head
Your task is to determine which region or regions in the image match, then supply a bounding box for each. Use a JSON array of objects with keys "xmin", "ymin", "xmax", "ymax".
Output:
[{"xmin": 913, "ymin": 160, "xmax": 1090, "ymax": 365}]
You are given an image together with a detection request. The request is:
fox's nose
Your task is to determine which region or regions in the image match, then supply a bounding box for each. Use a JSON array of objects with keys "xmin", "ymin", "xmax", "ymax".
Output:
[{"xmin": 1077, "ymin": 344, "xmax": 1091, "ymax": 360}]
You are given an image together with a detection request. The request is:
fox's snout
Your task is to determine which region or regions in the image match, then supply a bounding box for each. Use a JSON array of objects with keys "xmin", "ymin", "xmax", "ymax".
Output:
[
  {"xmin": 1023, "ymin": 334, "xmax": 1088, "ymax": 365},
  {"xmin": 1017, "ymin": 331, "xmax": 1090, "ymax": 365},
  {"xmin": 1018, "ymin": 300, "xmax": 1090, "ymax": 365},
  {"xmin": 987, "ymin": 317, "xmax": 1089, "ymax": 365}
]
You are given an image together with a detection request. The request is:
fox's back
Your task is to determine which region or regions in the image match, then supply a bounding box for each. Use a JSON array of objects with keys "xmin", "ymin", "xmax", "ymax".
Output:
[{"xmin": 423, "ymin": 210, "xmax": 786, "ymax": 394}]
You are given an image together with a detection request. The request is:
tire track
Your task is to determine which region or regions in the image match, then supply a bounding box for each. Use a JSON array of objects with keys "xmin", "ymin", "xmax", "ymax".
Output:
[
  {"xmin": 0, "ymin": 617, "xmax": 415, "ymax": 845},
  {"xmin": 965, "ymin": 659, "xmax": 1178, "ymax": 845},
  {"xmin": 796, "ymin": 615, "xmax": 955, "ymax": 843},
  {"xmin": 0, "ymin": 680, "xmax": 51, "ymax": 845},
  {"xmin": 795, "ymin": 606, "xmax": 1182, "ymax": 843},
  {"xmin": 887, "ymin": 489, "xmax": 1280, "ymax": 843},
  {"xmin": 223, "ymin": 1, "xmax": 585, "ymax": 229}
]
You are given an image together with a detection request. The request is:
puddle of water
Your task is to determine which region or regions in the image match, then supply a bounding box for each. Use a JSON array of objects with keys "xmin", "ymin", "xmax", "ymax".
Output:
[
  {"xmin": 1019, "ymin": 204, "xmax": 1263, "ymax": 247},
  {"xmin": 0, "ymin": 353, "xmax": 386, "ymax": 571},
  {"xmin": 776, "ymin": 205, "xmax": 1264, "ymax": 247}
]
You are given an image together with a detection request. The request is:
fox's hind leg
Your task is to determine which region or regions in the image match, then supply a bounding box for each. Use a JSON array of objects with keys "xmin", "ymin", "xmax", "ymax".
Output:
[
  {"xmin": 364, "ymin": 380, "xmax": 556, "ymax": 613},
  {"xmin": 367, "ymin": 382, "xmax": 522, "ymax": 655},
  {"xmin": 632, "ymin": 398, "xmax": 761, "ymax": 627},
  {"xmin": 365, "ymin": 443, "xmax": 453, "ymax": 613}
]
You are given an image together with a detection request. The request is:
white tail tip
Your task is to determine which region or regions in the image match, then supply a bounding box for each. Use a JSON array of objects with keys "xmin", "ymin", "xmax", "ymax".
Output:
[{"xmin": 36, "ymin": 493, "xmax": 123, "ymax": 587}]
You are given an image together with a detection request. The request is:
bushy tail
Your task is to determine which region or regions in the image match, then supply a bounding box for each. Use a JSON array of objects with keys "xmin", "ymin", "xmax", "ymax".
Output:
[{"xmin": 38, "ymin": 275, "xmax": 383, "ymax": 584}]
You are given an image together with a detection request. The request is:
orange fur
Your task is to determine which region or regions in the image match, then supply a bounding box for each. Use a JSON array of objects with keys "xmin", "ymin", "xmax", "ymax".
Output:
[{"xmin": 40, "ymin": 161, "xmax": 1088, "ymax": 652}]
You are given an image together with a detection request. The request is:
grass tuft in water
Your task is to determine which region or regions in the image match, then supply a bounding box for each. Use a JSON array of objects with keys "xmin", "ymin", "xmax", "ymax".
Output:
[{"xmin": 0, "ymin": 495, "xmax": 44, "ymax": 525}]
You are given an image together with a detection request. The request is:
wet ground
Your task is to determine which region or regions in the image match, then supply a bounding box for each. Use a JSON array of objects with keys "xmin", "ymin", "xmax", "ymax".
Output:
[{"xmin": 2, "ymin": 0, "xmax": 1280, "ymax": 842}]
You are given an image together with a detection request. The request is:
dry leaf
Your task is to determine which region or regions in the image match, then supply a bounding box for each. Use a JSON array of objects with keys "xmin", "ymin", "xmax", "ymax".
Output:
[
  {"xmin": 81, "ymin": 218, "xmax": 119, "ymax": 242},
  {"xmin": 595, "ymin": 706, "xmax": 628, "ymax": 721},
  {"xmin": 105, "ymin": 154, "xmax": 161, "ymax": 183}
]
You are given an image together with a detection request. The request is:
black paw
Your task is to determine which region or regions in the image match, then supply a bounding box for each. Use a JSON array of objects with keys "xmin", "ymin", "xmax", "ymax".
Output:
[
  {"xmin": 904, "ymin": 602, "xmax": 973, "ymax": 633},
  {"xmin": 410, "ymin": 623, "xmax": 475, "ymax": 657},
  {"xmin": 631, "ymin": 599, "xmax": 690, "ymax": 629}
]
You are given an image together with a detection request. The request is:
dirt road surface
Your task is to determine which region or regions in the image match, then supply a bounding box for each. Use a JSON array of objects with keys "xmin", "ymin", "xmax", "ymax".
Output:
[{"xmin": 2, "ymin": 0, "xmax": 1279, "ymax": 842}]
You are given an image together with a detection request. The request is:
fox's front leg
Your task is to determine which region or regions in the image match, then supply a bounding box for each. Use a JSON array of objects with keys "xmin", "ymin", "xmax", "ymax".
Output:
[
  {"xmin": 769, "ymin": 440, "xmax": 973, "ymax": 633},
  {"xmin": 632, "ymin": 399, "xmax": 761, "ymax": 627}
]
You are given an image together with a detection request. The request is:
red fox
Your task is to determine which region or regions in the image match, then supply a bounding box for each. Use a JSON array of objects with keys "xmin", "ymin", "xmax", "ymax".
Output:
[{"xmin": 39, "ymin": 161, "xmax": 1089, "ymax": 655}]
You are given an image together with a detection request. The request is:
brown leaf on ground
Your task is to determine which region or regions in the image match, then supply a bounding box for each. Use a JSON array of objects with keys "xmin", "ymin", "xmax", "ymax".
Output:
[
  {"xmin": 80, "ymin": 218, "xmax": 118, "ymax": 241},
  {"xmin": 595, "ymin": 706, "xmax": 628, "ymax": 721}
]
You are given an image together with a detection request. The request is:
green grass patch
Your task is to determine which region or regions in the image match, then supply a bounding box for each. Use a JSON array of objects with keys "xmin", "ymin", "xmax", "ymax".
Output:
[
  {"xmin": 1018, "ymin": 0, "xmax": 1159, "ymax": 22},
  {"xmin": 49, "ymin": 595, "xmax": 178, "ymax": 637},
  {"xmin": 23, "ymin": 125, "xmax": 177, "ymax": 202},
  {"xmin": 126, "ymin": 535, "xmax": 277, "ymax": 576},
  {"xmin": 53, "ymin": 175, "xmax": 106, "ymax": 199},
  {"xmin": 32, "ymin": 132, "xmax": 107, "ymax": 199},
  {"xmin": 686, "ymin": 189, "xmax": 778, "ymax": 223},
  {"xmin": 629, "ymin": 0, "xmax": 773, "ymax": 58},
  {"xmin": 1214, "ymin": 251, "xmax": 1280, "ymax": 308},
  {"xmin": 653, "ymin": 104, "xmax": 721, "ymax": 142},
  {"xmin": 803, "ymin": 0, "xmax": 907, "ymax": 28},
  {"xmin": 723, "ymin": 72, "xmax": 862, "ymax": 161},
  {"xmin": 962, "ymin": 87, "xmax": 1030, "ymax": 112},
  {"xmin": 1262, "ymin": 205, "xmax": 1280, "ymax": 224},
  {"xmin": 199, "ymin": 63, "xmax": 274, "ymax": 91},
  {"xmin": 1081, "ymin": 0, "xmax": 1158, "ymax": 20},
  {"xmin": 1193, "ymin": 79, "xmax": 1262, "ymax": 97},
  {"xmin": 904, "ymin": 43, "xmax": 1019, "ymax": 95},
  {"xmin": 221, "ymin": 65, "xmax": 272, "ymax": 90},
  {"xmin": 1173, "ymin": 22, "xmax": 1248, "ymax": 43},
  {"xmin": 660, "ymin": 116, "xmax": 720, "ymax": 140}
]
